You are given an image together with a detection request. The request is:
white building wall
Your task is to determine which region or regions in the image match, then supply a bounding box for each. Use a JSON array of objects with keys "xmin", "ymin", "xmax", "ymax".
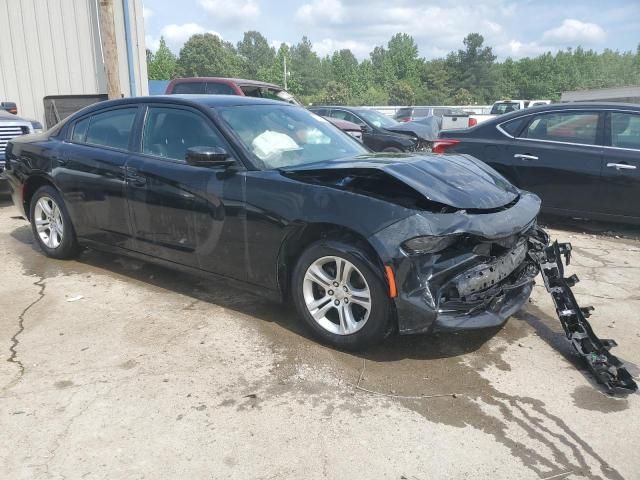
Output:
[{"xmin": 0, "ymin": 0, "xmax": 148, "ymax": 123}]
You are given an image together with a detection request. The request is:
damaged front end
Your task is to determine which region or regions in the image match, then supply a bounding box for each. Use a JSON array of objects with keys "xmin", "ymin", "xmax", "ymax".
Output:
[{"xmin": 369, "ymin": 191, "xmax": 544, "ymax": 335}]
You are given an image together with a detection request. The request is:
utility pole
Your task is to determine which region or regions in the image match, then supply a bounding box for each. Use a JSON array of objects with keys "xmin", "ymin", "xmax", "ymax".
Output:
[
  {"xmin": 98, "ymin": 0, "xmax": 121, "ymax": 99},
  {"xmin": 283, "ymin": 56, "xmax": 288, "ymax": 90}
]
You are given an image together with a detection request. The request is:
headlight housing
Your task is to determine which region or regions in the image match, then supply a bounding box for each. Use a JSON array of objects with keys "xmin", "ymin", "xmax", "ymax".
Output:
[
  {"xmin": 30, "ymin": 121, "xmax": 43, "ymax": 134},
  {"xmin": 402, "ymin": 234, "xmax": 460, "ymax": 255}
]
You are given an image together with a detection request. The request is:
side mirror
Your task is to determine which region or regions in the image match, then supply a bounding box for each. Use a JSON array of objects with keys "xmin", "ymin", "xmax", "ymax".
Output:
[{"xmin": 185, "ymin": 146, "xmax": 234, "ymax": 167}]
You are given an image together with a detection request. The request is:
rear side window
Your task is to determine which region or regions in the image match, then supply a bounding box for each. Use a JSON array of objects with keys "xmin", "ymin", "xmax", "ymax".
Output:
[
  {"xmin": 142, "ymin": 107, "xmax": 226, "ymax": 161},
  {"xmin": 71, "ymin": 117, "xmax": 90, "ymax": 143},
  {"xmin": 522, "ymin": 112, "xmax": 599, "ymax": 145},
  {"xmin": 84, "ymin": 108, "xmax": 137, "ymax": 150},
  {"xmin": 172, "ymin": 82, "xmax": 205, "ymax": 94},
  {"xmin": 610, "ymin": 113, "xmax": 640, "ymax": 150},
  {"xmin": 205, "ymin": 82, "xmax": 235, "ymax": 94},
  {"xmin": 310, "ymin": 108, "xmax": 328, "ymax": 116}
]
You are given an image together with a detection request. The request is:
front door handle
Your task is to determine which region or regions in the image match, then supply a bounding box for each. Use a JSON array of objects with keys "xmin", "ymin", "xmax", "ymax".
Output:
[
  {"xmin": 606, "ymin": 163, "xmax": 637, "ymax": 171},
  {"xmin": 125, "ymin": 166, "xmax": 147, "ymax": 186},
  {"xmin": 514, "ymin": 154, "xmax": 539, "ymax": 161}
]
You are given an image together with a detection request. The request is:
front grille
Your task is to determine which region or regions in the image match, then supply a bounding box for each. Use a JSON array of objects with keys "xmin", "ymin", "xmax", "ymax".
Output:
[{"xmin": 0, "ymin": 125, "xmax": 29, "ymax": 157}]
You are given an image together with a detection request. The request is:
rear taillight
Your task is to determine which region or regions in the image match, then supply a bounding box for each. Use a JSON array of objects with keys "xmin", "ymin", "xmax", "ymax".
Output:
[
  {"xmin": 432, "ymin": 139, "xmax": 460, "ymax": 154},
  {"xmin": 468, "ymin": 117, "xmax": 477, "ymax": 127},
  {"xmin": 399, "ymin": 117, "xmax": 410, "ymax": 122}
]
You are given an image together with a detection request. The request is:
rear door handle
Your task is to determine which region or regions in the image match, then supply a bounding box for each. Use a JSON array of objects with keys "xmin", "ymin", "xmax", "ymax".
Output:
[
  {"xmin": 514, "ymin": 154, "xmax": 539, "ymax": 161},
  {"xmin": 606, "ymin": 163, "xmax": 636, "ymax": 171}
]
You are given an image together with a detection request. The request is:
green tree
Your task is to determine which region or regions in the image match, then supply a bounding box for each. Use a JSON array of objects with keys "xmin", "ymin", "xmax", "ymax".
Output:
[
  {"xmin": 389, "ymin": 80, "xmax": 416, "ymax": 105},
  {"xmin": 289, "ymin": 37, "xmax": 326, "ymax": 96},
  {"xmin": 318, "ymin": 81, "xmax": 350, "ymax": 105},
  {"xmin": 447, "ymin": 33, "xmax": 497, "ymax": 103},
  {"xmin": 237, "ymin": 31, "xmax": 275, "ymax": 79},
  {"xmin": 176, "ymin": 33, "xmax": 241, "ymax": 78},
  {"xmin": 147, "ymin": 37, "xmax": 177, "ymax": 80}
]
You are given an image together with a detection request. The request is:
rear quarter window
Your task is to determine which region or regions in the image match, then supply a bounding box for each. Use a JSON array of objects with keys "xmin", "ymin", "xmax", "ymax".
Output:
[
  {"xmin": 172, "ymin": 82, "xmax": 205, "ymax": 94},
  {"xmin": 499, "ymin": 117, "xmax": 527, "ymax": 137}
]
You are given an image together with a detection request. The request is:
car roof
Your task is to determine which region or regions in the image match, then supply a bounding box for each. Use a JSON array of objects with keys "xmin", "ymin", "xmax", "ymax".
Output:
[
  {"xmin": 61, "ymin": 95, "xmax": 296, "ymax": 125},
  {"xmin": 170, "ymin": 77, "xmax": 282, "ymax": 88},
  {"xmin": 494, "ymin": 101, "xmax": 640, "ymax": 122}
]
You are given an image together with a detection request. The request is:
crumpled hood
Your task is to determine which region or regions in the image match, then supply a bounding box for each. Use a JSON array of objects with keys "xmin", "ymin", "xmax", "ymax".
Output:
[
  {"xmin": 384, "ymin": 118, "xmax": 441, "ymax": 141},
  {"xmin": 283, "ymin": 153, "xmax": 519, "ymax": 210}
]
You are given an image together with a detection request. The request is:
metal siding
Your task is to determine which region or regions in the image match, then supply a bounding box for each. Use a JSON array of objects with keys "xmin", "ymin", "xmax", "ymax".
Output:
[{"xmin": 0, "ymin": 0, "xmax": 148, "ymax": 122}]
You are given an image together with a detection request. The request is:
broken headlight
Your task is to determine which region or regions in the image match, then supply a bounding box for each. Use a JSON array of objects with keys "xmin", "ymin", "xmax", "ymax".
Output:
[{"xmin": 402, "ymin": 234, "xmax": 460, "ymax": 255}]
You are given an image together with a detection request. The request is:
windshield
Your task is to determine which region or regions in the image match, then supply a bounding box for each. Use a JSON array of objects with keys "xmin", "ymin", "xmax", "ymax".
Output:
[
  {"xmin": 357, "ymin": 109, "xmax": 399, "ymax": 128},
  {"xmin": 491, "ymin": 102, "xmax": 521, "ymax": 115},
  {"xmin": 217, "ymin": 104, "xmax": 367, "ymax": 169}
]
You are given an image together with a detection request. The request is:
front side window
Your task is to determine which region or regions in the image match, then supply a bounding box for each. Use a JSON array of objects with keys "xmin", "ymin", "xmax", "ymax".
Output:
[
  {"xmin": 610, "ymin": 112, "xmax": 640, "ymax": 150},
  {"xmin": 218, "ymin": 104, "xmax": 367, "ymax": 169},
  {"xmin": 142, "ymin": 107, "xmax": 225, "ymax": 161},
  {"xmin": 522, "ymin": 112, "xmax": 599, "ymax": 145},
  {"xmin": 172, "ymin": 82, "xmax": 205, "ymax": 94},
  {"xmin": 84, "ymin": 108, "xmax": 137, "ymax": 150},
  {"xmin": 357, "ymin": 109, "xmax": 398, "ymax": 128}
]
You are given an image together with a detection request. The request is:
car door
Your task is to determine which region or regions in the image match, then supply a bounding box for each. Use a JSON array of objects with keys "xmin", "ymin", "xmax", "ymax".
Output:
[
  {"xmin": 599, "ymin": 111, "xmax": 640, "ymax": 219},
  {"xmin": 125, "ymin": 104, "xmax": 247, "ymax": 280},
  {"xmin": 506, "ymin": 110, "xmax": 604, "ymax": 214},
  {"xmin": 56, "ymin": 106, "xmax": 139, "ymax": 247}
]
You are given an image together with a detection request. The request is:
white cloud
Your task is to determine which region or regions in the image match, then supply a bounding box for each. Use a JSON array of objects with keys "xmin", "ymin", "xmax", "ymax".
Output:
[
  {"xmin": 296, "ymin": 0, "xmax": 345, "ymax": 24},
  {"xmin": 142, "ymin": 7, "xmax": 153, "ymax": 20},
  {"xmin": 145, "ymin": 35, "xmax": 160, "ymax": 52},
  {"xmin": 542, "ymin": 19, "xmax": 606, "ymax": 45},
  {"xmin": 313, "ymin": 38, "xmax": 371, "ymax": 58},
  {"xmin": 145, "ymin": 24, "xmax": 222, "ymax": 52},
  {"xmin": 160, "ymin": 23, "xmax": 221, "ymax": 44},
  {"xmin": 496, "ymin": 40, "xmax": 549, "ymax": 58},
  {"xmin": 198, "ymin": 0, "xmax": 259, "ymax": 23}
]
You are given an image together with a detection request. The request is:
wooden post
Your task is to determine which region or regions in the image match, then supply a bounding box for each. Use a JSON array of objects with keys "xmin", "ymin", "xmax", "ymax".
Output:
[{"xmin": 98, "ymin": 0, "xmax": 121, "ymax": 99}]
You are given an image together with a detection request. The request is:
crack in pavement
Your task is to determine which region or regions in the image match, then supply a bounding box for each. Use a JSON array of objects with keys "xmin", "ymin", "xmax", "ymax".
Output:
[{"xmin": 3, "ymin": 276, "xmax": 46, "ymax": 392}]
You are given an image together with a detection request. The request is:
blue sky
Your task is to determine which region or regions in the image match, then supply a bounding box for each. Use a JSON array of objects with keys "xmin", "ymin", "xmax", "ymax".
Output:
[{"xmin": 142, "ymin": 0, "xmax": 640, "ymax": 60}]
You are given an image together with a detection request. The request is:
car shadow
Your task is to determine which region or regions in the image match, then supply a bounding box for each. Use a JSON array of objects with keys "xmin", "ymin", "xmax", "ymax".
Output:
[{"xmin": 539, "ymin": 214, "xmax": 640, "ymax": 242}]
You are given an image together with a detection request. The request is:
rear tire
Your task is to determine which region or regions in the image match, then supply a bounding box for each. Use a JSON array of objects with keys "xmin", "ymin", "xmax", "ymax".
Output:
[
  {"xmin": 292, "ymin": 240, "xmax": 391, "ymax": 350},
  {"xmin": 29, "ymin": 186, "xmax": 80, "ymax": 259}
]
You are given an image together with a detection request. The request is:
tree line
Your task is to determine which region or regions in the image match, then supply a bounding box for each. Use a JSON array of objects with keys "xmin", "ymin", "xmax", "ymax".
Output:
[{"xmin": 147, "ymin": 31, "xmax": 640, "ymax": 106}]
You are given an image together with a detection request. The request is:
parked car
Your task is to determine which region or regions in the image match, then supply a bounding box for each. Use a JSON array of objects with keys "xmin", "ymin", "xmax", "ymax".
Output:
[
  {"xmin": 394, "ymin": 106, "xmax": 466, "ymax": 123},
  {"xmin": 1, "ymin": 109, "xmax": 43, "ymax": 192},
  {"xmin": 436, "ymin": 102, "xmax": 640, "ymax": 224},
  {"xmin": 165, "ymin": 77, "xmax": 299, "ymax": 104},
  {"xmin": 309, "ymin": 106, "xmax": 430, "ymax": 152},
  {"xmin": 5, "ymin": 95, "xmax": 545, "ymax": 349}
]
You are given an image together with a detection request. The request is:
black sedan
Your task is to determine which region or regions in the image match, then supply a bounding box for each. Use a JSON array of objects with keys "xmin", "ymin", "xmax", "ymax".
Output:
[
  {"xmin": 5, "ymin": 95, "xmax": 544, "ymax": 349},
  {"xmin": 309, "ymin": 106, "xmax": 430, "ymax": 153},
  {"xmin": 437, "ymin": 102, "xmax": 640, "ymax": 224}
]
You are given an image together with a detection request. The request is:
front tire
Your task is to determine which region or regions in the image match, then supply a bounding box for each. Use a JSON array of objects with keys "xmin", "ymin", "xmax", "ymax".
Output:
[
  {"xmin": 292, "ymin": 240, "xmax": 391, "ymax": 350},
  {"xmin": 29, "ymin": 186, "xmax": 80, "ymax": 259}
]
